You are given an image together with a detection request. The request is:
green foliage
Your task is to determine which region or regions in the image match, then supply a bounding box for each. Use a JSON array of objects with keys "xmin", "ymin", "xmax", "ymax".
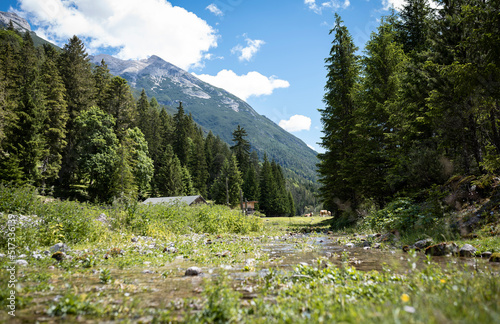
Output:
[
  {"xmin": 47, "ymin": 293, "xmax": 100, "ymax": 316},
  {"xmin": 121, "ymin": 203, "xmax": 262, "ymax": 237},
  {"xmin": 99, "ymin": 268, "xmax": 112, "ymax": 284},
  {"xmin": 362, "ymin": 198, "xmax": 439, "ymax": 233},
  {"xmin": 318, "ymin": 0, "xmax": 500, "ymax": 223},
  {"xmin": 191, "ymin": 274, "xmax": 243, "ymax": 323}
]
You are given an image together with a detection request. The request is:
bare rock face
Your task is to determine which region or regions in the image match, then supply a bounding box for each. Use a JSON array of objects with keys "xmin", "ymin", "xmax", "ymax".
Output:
[{"xmin": 0, "ymin": 11, "xmax": 31, "ymax": 32}]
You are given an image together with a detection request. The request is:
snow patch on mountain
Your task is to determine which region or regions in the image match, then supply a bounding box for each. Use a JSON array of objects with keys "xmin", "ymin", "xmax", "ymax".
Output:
[{"xmin": 221, "ymin": 97, "xmax": 240, "ymax": 112}]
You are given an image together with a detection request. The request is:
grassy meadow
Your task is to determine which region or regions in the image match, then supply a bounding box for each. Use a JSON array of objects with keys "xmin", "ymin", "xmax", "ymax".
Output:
[{"xmin": 0, "ymin": 185, "xmax": 499, "ymax": 323}]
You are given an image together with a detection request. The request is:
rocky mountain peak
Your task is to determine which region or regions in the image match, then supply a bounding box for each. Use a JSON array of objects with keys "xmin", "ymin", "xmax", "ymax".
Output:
[{"xmin": 0, "ymin": 11, "xmax": 31, "ymax": 32}]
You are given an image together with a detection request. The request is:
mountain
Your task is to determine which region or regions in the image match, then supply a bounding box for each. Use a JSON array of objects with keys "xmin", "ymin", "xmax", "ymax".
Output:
[
  {"xmin": 0, "ymin": 11, "xmax": 60, "ymax": 49},
  {"xmin": 90, "ymin": 54, "xmax": 318, "ymax": 181}
]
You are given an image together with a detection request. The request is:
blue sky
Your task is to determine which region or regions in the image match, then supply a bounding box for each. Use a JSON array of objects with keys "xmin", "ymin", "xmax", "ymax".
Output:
[{"xmin": 0, "ymin": 0, "xmax": 404, "ymax": 152}]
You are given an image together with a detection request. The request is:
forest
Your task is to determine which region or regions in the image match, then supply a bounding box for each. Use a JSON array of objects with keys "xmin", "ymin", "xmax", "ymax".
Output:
[
  {"xmin": 318, "ymin": 0, "xmax": 500, "ymax": 221},
  {"xmin": 0, "ymin": 25, "xmax": 295, "ymax": 216}
]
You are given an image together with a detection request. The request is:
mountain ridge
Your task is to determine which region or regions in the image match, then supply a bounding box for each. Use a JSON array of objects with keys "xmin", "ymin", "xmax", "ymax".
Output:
[{"xmin": 90, "ymin": 54, "xmax": 318, "ymax": 181}]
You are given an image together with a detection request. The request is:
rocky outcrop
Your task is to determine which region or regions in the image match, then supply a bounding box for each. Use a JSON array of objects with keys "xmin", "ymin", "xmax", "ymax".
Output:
[{"xmin": 0, "ymin": 11, "xmax": 31, "ymax": 32}]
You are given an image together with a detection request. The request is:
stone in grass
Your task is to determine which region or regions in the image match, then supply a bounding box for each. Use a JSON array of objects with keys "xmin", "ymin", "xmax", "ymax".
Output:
[
  {"xmin": 51, "ymin": 251, "xmax": 66, "ymax": 262},
  {"xmin": 15, "ymin": 259, "xmax": 28, "ymax": 266},
  {"xmin": 413, "ymin": 238, "xmax": 433, "ymax": 249},
  {"xmin": 185, "ymin": 267, "xmax": 203, "ymax": 276},
  {"xmin": 489, "ymin": 253, "xmax": 500, "ymax": 263},
  {"xmin": 50, "ymin": 243, "xmax": 69, "ymax": 253},
  {"xmin": 424, "ymin": 242, "xmax": 459, "ymax": 256},
  {"xmin": 459, "ymin": 244, "xmax": 478, "ymax": 257},
  {"xmin": 481, "ymin": 251, "xmax": 492, "ymax": 258}
]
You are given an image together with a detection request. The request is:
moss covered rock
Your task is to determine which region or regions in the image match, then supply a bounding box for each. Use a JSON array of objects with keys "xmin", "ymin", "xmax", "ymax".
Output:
[
  {"xmin": 489, "ymin": 253, "xmax": 500, "ymax": 262},
  {"xmin": 425, "ymin": 242, "xmax": 459, "ymax": 256}
]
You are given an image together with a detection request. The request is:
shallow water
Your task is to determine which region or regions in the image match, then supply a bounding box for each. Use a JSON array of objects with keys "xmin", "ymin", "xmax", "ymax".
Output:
[{"xmin": 10, "ymin": 235, "xmax": 499, "ymax": 323}]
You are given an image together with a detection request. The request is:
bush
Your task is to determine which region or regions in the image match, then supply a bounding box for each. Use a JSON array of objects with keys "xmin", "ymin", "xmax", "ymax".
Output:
[{"xmin": 361, "ymin": 198, "xmax": 437, "ymax": 233}]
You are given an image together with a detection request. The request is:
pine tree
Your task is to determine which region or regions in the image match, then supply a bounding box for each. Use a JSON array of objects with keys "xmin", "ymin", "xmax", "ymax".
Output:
[
  {"xmin": 259, "ymin": 154, "xmax": 276, "ymax": 215},
  {"xmin": 242, "ymin": 163, "xmax": 259, "ymax": 201},
  {"xmin": 58, "ymin": 36, "xmax": 96, "ymax": 192},
  {"xmin": 353, "ymin": 15, "xmax": 407, "ymax": 203},
  {"xmin": 93, "ymin": 59, "xmax": 112, "ymax": 109},
  {"xmin": 317, "ymin": 14, "xmax": 360, "ymax": 214},
  {"xmin": 211, "ymin": 155, "xmax": 243, "ymax": 207},
  {"xmin": 230, "ymin": 125, "xmax": 251, "ymax": 173},
  {"xmin": 39, "ymin": 47, "xmax": 68, "ymax": 186},
  {"xmin": 13, "ymin": 32, "xmax": 47, "ymax": 184},
  {"xmin": 173, "ymin": 102, "xmax": 190, "ymax": 166},
  {"xmin": 0, "ymin": 31, "xmax": 21, "ymax": 182},
  {"xmin": 288, "ymin": 191, "xmax": 295, "ymax": 217},
  {"xmin": 155, "ymin": 144, "xmax": 184, "ymax": 197},
  {"xmin": 181, "ymin": 166, "xmax": 196, "ymax": 196},
  {"xmin": 188, "ymin": 126, "xmax": 209, "ymax": 197},
  {"xmin": 101, "ymin": 76, "xmax": 136, "ymax": 137}
]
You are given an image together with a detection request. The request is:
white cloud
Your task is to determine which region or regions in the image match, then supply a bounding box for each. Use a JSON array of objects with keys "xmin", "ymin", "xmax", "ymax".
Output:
[
  {"xmin": 16, "ymin": 0, "xmax": 218, "ymax": 70},
  {"xmin": 193, "ymin": 70, "xmax": 290, "ymax": 101},
  {"xmin": 231, "ymin": 37, "xmax": 265, "ymax": 62},
  {"xmin": 307, "ymin": 144, "xmax": 317, "ymax": 151},
  {"xmin": 381, "ymin": 0, "xmax": 441, "ymax": 12},
  {"xmin": 305, "ymin": 0, "xmax": 350, "ymax": 14},
  {"xmin": 206, "ymin": 3, "xmax": 223, "ymax": 16},
  {"xmin": 382, "ymin": 0, "xmax": 406, "ymax": 10},
  {"xmin": 279, "ymin": 115, "xmax": 312, "ymax": 132}
]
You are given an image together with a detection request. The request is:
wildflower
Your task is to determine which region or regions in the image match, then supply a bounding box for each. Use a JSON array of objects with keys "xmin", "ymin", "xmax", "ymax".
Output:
[
  {"xmin": 440, "ymin": 279, "xmax": 446, "ymax": 284},
  {"xmin": 401, "ymin": 293, "xmax": 410, "ymax": 303},
  {"xmin": 404, "ymin": 305, "xmax": 416, "ymax": 313}
]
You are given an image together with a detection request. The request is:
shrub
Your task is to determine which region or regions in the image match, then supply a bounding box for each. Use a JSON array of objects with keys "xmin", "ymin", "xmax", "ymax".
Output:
[{"xmin": 362, "ymin": 198, "xmax": 437, "ymax": 233}]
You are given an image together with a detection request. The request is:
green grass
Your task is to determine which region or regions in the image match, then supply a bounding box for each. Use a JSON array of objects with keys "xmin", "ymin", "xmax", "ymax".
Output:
[{"xmin": 1, "ymin": 185, "xmax": 499, "ymax": 323}]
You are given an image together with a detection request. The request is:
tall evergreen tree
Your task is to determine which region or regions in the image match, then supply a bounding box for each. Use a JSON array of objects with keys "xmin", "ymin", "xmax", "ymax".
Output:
[
  {"xmin": 58, "ymin": 36, "xmax": 96, "ymax": 191},
  {"xmin": 230, "ymin": 125, "xmax": 251, "ymax": 173},
  {"xmin": 352, "ymin": 15, "xmax": 407, "ymax": 203},
  {"xmin": 93, "ymin": 59, "xmax": 112, "ymax": 109},
  {"xmin": 242, "ymin": 163, "xmax": 259, "ymax": 201},
  {"xmin": 13, "ymin": 32, "xmax": 47, "ymax": 184},
  {"xmin": 39, "ymin": 47, "xmax": 68, "ymax": 186},
  {"xmin": 317, "ymin": 14, "xmax": 360, "ymax": 214},
  {"xmin": 259, "ymin": 154, "xmax": 276, "ymax": 215},
  {"xmin": 102, "ymin": 76, "xmax": 136, "ymax": 137},
  {"xmin": 155, "ymin": 144, "xmax": 184, "ymax": 197},
  {"xmin": 211, "ymin": 155, "xmax": 243, "ymax": 207},
  {"xmin": 173, "ymin": 102, "xmax": 190, "ymax": 166}
]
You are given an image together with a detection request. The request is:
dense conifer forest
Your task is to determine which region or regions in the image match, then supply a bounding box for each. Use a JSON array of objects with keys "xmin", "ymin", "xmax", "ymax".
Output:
[
  {"xmin": 318, "ymin": 0, "xmax": 500, "ymax": 220},
  {"xmin": 0, "ymin": 25, "xmax": 296, "ymax": 216}
]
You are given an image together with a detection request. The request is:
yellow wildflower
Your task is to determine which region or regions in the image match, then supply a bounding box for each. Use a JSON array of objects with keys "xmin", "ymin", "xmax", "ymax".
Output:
[
  {"xmin": 401, "ymin": 293, "xmax": 410, "ymax": 303},
  {"xmin": 440, "ymin": 279, "xmax": 446, "ymax": 284}
]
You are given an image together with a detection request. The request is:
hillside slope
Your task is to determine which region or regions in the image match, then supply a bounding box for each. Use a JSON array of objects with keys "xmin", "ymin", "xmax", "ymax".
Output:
[{"xmin": 90, "ymin": 54, "xmax": 318, "ymax": 181}]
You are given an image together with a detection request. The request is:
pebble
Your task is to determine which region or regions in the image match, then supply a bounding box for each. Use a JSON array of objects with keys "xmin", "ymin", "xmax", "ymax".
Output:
[
  {"xmin": 50, "ymin": 243, "xmax": 69, "ymax": 253},
  {"xmin": 32, "ymin": 253, "xmax": 44, "ymax": 260},
  {"xmin": 345, "ymin": 243, "xmax": 355, "ymax": 248},
  {"xmin": 15, "ymin": 259, "xmax": 28, "ymax": 266},
  {"xmin": 481, "ymin": 251, "xmax": 492, "ymax": 258},
  {"xmin": 185, "ymin": 267, "xmax": 203, "ymax": 276}
]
